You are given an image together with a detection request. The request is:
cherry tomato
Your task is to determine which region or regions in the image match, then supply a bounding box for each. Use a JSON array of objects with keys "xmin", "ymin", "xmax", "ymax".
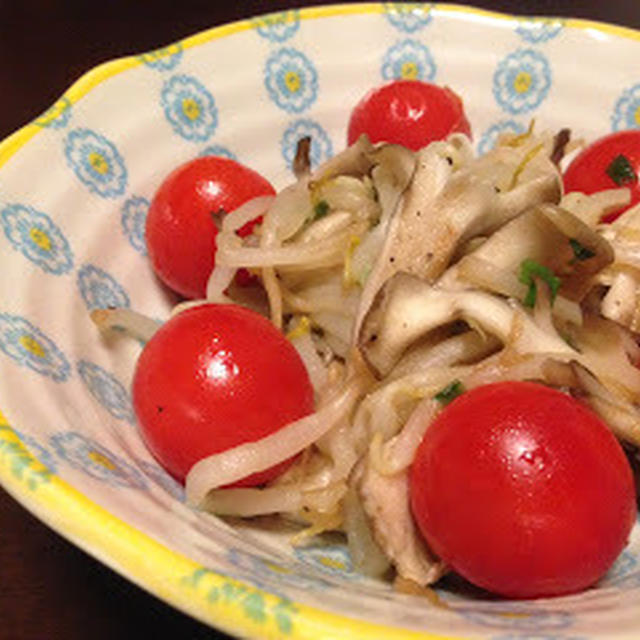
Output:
[
  {"xmin": 347, "ymin": 80, "xmax": 472, "ymax": 151},
  {"xmin": 145, "ymin": 156, "xmax": 275, "ymax": 299},
  {"xmin": 132, "ymin": 303, "xmax": 314, "ymax": 485},
  {"xmin": 563, "ymin": 130, "xmax": 640, "ymax": 223},
  {"xmin": 410, "ymin": 381, "xmax": 636, "ymax": 599}
]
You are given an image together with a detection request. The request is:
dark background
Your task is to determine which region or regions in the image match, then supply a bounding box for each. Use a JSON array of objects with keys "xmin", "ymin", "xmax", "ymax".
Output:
[
  {"xmin": 1, "ymin": 1, "xmax": 639, "ymax": 143},
  {"xmin": 0, "ymin": 2, "xmax": 637, "ymax": 639}
]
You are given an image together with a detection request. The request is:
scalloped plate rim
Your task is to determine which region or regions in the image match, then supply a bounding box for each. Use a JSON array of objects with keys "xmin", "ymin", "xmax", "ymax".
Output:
[{"xmin": 1, "ymin": 3, "xmax": 640, "ymax": 639}]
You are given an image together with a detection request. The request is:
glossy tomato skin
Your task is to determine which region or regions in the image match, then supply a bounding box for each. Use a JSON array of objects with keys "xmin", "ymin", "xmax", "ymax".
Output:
[
  {"xmin": 347, "ymin": 80, "xmax": 471, "ymax": 151},
  {"xmin": 410, "ymin": 381, "xmax": 636, "ymax": 599},
  {"xmin": 145, "ymin": 156, "xmax": 275, "ymax": 299},
  {"xmin": 563, "ymin": 130, "xmax": 640, "ymax": 223},
  {"xmin": 132, "ymin": 304, "xmax": 314, "ymax": 486}
]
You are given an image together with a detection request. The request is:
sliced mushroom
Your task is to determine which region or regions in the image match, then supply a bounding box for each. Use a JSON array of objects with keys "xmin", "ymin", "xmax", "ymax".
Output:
[
  {"xmin": 571, "ymin": 362, "xmax": 640, "ymax": 446},
  {"xmin": 359, "ymin": 273, "xmax": 574, "ymax": 376},
  {"xmin": 561, "ymin": 189, "xmax": 631, "ymax": 228},
  {"xmin": 385, "ymin": 168, "xmax": 494, "ymax": 282},
  {"xmin": 550, "ymin": 128, "xmax": 571, "ymax": 166},
  {"xmin": 601, "ymin": 270, "xmax": 640, "ymax": 332},
  {"xmin": 440, "ymin": 203, "xmax": 613, "ymax": 304},
  {"xmin": 351, "ymin": 143, "xmax": 453, "ymax": 341},
  {"xmin": 540, "ymin": 204, "xmax": 614, "ymax": 297},
  {"xmin": 351, "ymin": 134, "xmax": 563, "ymax": 346},
  {"xmin": 597, "ymin": 202, "xmax": 640, "ymax": 332},
  {"xmin": 311, "ymin": 133, "xmax": 376, "ymax": 181},
  {"xmin": 293, "ymin": 136, "xmax": 312, "ymax": 179},
  {"xmin": 367, "ymin": 142, "xmax": 417, "ymax": 211},
  {"xmin": 390, "ymin": 329, "xmax": 501, "ymax": 379},
  {"xmin": 488, "ymin": 172, "xmax": 561, "ymax": 233},
  {"xmin": 574, "ymin": 313, "xmax": 640, "ymax": 404}
]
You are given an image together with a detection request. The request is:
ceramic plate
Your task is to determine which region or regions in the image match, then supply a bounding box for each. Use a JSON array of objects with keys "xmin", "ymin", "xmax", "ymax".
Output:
[{"xmin": 1, "ymin": 4, "xmax": 640, "ymax": 639}]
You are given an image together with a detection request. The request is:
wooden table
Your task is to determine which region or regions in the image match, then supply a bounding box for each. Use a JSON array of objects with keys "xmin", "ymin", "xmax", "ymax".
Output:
[{"xmin": 1, "ymin": 2, "xmax": 637, "ymax": 638}]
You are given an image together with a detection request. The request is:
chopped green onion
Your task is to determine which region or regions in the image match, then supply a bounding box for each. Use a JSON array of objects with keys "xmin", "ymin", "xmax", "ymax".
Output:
[
  {"xmin": 434, "ymin": 380, "xmax": 465, "ymax": 406},
  {"xmin": 606, "ymin": 154, "xmax": 637, "ymax": 186},
  {"xmin": 568, "ymin": 238, "xmax": 596, "ymax": 263},
  {"xmin": 312, "ymin": 199, "xmax": 330, "ymax": 220},
  {"xmin": 519, "ymin": 259, "xmax": 561, "ymax": 308}
]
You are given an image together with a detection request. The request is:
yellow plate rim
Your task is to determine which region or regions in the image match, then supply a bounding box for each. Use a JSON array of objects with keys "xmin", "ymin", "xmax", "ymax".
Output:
[{"xmin": 1, "ymin": 3, "xmax": 640, "ymax": 638}]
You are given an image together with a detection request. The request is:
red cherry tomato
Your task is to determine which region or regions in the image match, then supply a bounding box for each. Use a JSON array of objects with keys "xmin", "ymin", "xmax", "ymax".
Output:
[
  {"xmin": 145, "ymin": 156, "xmax": 275, "ymax": 299},
  {"xmin": 563, "ymin": 130, "xmax": 640, "ymax": 223},
  {"xmin": 347, "ymin": 80, "xmax": 472, "ymax": 151},
  {"xmin": 132, "ymin": 304, "xmax": 314, "ymax": 485},
  {"xmin": 410, "ymin": 381, "xmax": 636, "ymax": 599}
]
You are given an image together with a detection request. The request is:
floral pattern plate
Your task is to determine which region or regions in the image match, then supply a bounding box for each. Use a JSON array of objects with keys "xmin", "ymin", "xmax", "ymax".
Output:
[{"xmin": 1, "ymin": 4, "xmax": 640, "ymax": 639}]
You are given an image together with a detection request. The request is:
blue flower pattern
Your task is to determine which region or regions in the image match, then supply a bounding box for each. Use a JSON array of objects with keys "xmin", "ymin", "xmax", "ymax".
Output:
[
  {"xmin": 460, "ymin": 606, "xmax": 572, "ymax": 631},
  {"xmin": 381, "ymin": 39, "xmax": 436, "ymax": 82},
  {"xmin": 477, "ymin": 120, "xmax": 527, "ymax": 155},
  {"xmin": 136, "ymin": 459, "xmax": 185, "ymax": 501},
  {"xmin": 0, "ymin": 314, "xmax": 70, "ymax": 382},
  {"xmin": 77, "ymin": 264, "xmax": 130, "ymax": 311},
  {"xmin": 611, "ymin": 83, "xmax": 640, "ymax": 131},
  {"xmin": 139, "ymin": 42, "xmax": 183, "ymax": 71},
  {"xmin": 281, "ymin": 119, "xmax": 333, "ymax": 171},
  {"xmin": 161, "ymin": 75, "xmax": 218, "ymax": 142},
  {"xmin": 605, "ymin": 571, "xmax": 640, "ymax": 590},
  {"xmin": 1, "ymin": 204, "xmax": 74, "ymax": 274},
  {"xmin": 226, "ymin": 548, "xmax": 337, "ymax": 596},
  {"xmin": 34, "ymin": 96, "xmax": 72, "ymax": 129},
  {"xmin": 264, "ymin": 48, "xmax": 318, "ymax": 114},
  {"xmin": 596, "ymin": 547, "xmax": 640, "ymax": 589},
  {"xmin": 601, "ymin": 549, "xmax": 638, "ymax": 585},
  {"xmin": 252, "ymin": 10, "xmax": 300, "ymax": 42},
  {"xmin": 11, "ymin": 428, "xmax": 58, "ymax": 473},
  {"xmin": 64, "ymin": 128, "xmax": 128, "ymax": 198},
  {"xmin": 50, "ymin": 431, "xmax": 146, "ymax": 489},
  {"xmin": 77, "ymin": 360, "xmax": 135, "ymax": 424},
  {"xmin": 199, "ymin": 144, "xmax": 237, "ymax": 160},
  {"xmin": 294, "ymin": 544, "xmax": 357, "ymax": 580},
  {"xmin": 383, "ymin": 2, "xmax": 433, "ymax": 32},
  {"xmin": 516, "ymin": 18, "xmax": 565, "ymax": 43},
  {"xmin": 121, "ymin": 196, "xmax": 149, "ymax": 256},
  {"xmin": 493, "ymin": 49, "xmax": 552, "ymax": 115}
]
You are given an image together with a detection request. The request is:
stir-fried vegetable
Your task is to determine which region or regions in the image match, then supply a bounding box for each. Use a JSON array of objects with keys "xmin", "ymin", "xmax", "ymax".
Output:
[{"xmin": 93, "ymin": 83, "xmax": 640, "ymax": 600}]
